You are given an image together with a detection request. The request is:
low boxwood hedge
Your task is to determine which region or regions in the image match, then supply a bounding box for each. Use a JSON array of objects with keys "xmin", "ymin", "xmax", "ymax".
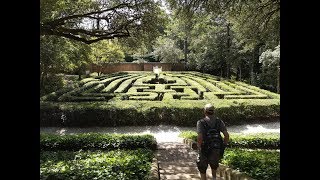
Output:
[
  {"xmin": 40, "ymin": 133, "xmax": 157, "ymax": 151},
  {"xmin": 179, "ymin": 131, "xmax": 280, "ymax": 149},
  {"xmin": 40, "ymin": 149, "xmax": 153, "ymax": 180},
  {"xmin": 40, "ymin": 99, "xmax": 279, "ymax": 127},
  {"xmin": 222, "ymin": 148, "xmax": 280, "ymax": 180}
]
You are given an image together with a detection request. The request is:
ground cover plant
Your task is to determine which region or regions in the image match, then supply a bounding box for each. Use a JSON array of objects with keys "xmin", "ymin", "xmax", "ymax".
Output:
[
  {"xmin": 40, "ymin": 133, "xmax": 156, "ymax": 180},
  {"xmin": 179, "ymin": 131, "xmax": 280, "ymax": 180}
]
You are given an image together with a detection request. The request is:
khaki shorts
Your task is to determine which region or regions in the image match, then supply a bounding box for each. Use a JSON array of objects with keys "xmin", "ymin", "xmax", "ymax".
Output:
[{"xmin": 196, "ymin": 149, "xmax": 220, "ymax": 173}]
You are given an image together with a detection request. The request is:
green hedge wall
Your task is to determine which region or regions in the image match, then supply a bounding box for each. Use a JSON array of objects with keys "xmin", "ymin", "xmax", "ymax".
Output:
[
  {"xmin": 179, "ymin": 131, "xmax": 280, "ymax": 149},
  {"xmin": 40, "ymin": 133, "xmax": 157, "ymax": 151},
  {"xmin": 40, "ymin": 99, "xmax": 279, "ymax": 127}
]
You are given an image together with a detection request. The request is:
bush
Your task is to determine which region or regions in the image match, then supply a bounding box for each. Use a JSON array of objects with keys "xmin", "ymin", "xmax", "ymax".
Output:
[
  {"xmin": 179, "ymin": 131, "xmax": 280, "ymax": 149},
  {"xmin": 40, "ymin": 149, "xmax": 154, "ymax": 180},
  {"xmin": 40, "ymin": 74, "xmax": 66, "ymax": 96},
  {"xmin": 40, "ymin": 133, "xmax": 157, "ymax": 151},
  {"xmin": 40, "ymin": 99, "xmax": 279, "ymax": 127},
  {"xmin": 222, "ymin": 148, "xmax": 280, "ymax": 180}
]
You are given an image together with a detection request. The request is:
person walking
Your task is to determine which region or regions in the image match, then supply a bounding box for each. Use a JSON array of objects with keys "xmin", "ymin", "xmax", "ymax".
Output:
[{"xmin": 196, "ymin": 103, "xmax": 229, "ymax": 180}]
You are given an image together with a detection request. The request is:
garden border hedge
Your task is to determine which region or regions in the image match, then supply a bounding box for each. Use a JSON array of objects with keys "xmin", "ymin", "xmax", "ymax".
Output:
[
  {"xmin": 40, "ymin": 133, "xmax": 157, "ymax": 151},
  {"xmin": 40, "ymin": 99, "xmax": 279, "ymax": 127}
]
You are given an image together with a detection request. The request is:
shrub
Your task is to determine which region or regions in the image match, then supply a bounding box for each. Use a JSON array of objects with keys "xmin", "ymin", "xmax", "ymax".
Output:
[
  {"xmin": 40, "ymin": 149, "xmax": 154, "ymax": 180},
  {"xmin": 40, "ymin": 99, "xmax": 279, "ymax": 127},
  {"xmin": 40, "ymin": 133, "xmax": 157, "ymax": 151},
  {"xmin": 114, "ymin": 76, "xmax": 142, "ymax": 93},
  {"xmin": 222, "ymin": 148, "xmax": 280, "ymax": 180},
  {"xmin": 179, "ymin": 131, "xmax": 280, "ymax": 149}
]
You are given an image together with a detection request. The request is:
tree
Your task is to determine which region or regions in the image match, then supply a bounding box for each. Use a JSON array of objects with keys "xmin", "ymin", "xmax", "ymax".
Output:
[
  {"xmin": 259, "ymin": 45, "xmax": 280, "ymax": 93},
  {"xmin": 90, "ymin": 40, "xmax": 125, "ymax": 75},
  {"xmin": 153, "ymin": 37, "xmax": 183, "ymax": 63},
  {"xmin": 40, "ymin": 35, "xmax": 92, "ymax": 95},
  {"xmin": 40, "ymin": 0, "xmax": 167, "ymax": 44}
]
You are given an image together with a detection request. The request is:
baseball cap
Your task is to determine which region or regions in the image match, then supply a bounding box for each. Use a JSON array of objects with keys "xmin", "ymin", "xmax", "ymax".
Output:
[{"xmin": 204, "ymin": 103, "xmax": 214, "ymax": 112}]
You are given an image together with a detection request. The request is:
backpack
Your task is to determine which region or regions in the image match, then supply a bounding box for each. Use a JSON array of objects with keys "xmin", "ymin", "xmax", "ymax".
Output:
[{"xmin": 200, "ymin": 118, "xmax": 223, "ymax": 152}]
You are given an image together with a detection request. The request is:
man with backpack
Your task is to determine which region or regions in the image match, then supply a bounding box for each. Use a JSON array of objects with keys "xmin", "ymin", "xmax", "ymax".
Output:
[{"xmin": 196, "ymin": 103, "xmax": 229, "ymax": 180}]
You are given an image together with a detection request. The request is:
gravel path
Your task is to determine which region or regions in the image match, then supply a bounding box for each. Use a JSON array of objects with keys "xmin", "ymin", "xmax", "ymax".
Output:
[{"xmin": 40, "ymin": 122, "xmax": 279, "ymax": 143}]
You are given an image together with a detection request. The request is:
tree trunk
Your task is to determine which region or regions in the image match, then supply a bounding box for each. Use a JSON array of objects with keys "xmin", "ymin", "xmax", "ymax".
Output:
[
  {"xmin": 250, "ymin": 52, "xmax": 255, "ymax": 85},
  {"xmin": 40, "ymin": 72, "xmax": 45, "ymax": 89},
  {"xmin": 184, "ymin": 36, "xmax": 188, "ymax": 62},
  {"xmin": 239, "ymin": 64, "xmax": 242, "ymax": 81},
  {"xmin": 277, "ymin": 66, "xmax": 280, "ymax": 93},
  {"xmin": 226, "ymin": 23, "xmax": 231, "ymax": 79}
]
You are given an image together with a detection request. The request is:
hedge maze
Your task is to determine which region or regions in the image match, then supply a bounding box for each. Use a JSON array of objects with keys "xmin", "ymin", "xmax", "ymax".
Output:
[
  {"xmin": 40, "ymin": 71, "xmax": 279, "ymax": 126},
  {"xmin": 43, "ymin": 71, "xmax": 279, "ymax": 102}
]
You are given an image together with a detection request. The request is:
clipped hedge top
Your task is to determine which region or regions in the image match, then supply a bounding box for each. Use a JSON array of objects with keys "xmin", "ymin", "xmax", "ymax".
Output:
[
  {"xmin": 179, "ymin": 131, "xmax": 280, "ymax": 149},
  {"xmin": 40, "ymin": 133, "xmax": 157, "ymax": 151},
  {"xmin": 41, "ymin": 71, "xmax": 280, "ymax": 103}
]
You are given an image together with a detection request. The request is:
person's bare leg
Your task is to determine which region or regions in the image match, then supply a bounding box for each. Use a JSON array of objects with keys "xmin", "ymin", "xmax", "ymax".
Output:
[
  {"xmin": 211, "ymin": 168, "xmax": 217, "ymax": 180},
  {"xmin": 200, "ymin": 173, "xmax": 207, "ymax": 180}
]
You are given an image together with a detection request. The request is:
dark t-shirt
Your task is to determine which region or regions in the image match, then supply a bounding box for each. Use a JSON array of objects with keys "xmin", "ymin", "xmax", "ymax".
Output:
[{"xmin": 196, "ymin": 115, "xmax": 227, "ymax": 134}]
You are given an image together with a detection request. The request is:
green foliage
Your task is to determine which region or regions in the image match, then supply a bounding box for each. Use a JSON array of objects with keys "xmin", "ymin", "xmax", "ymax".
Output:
[
  {"xmin": 40, "ymin": 133, "xmax": 157, "ymax": 151},
  {"xmin": 40, "ymin": 149, "xmax": 154, "ymax": 180},
  {"xmin": 179, "ymin": 131, "xmax": 280, "ymax": 149},
  {"xmin": 153, "ymin": 37, "xmax": 183, "ymax": 63},
  {"xmin": 222, "ymin": 148, "xmax": 280, "ymax": 180},
  {"xmin": 40, "ymin": 72, "xmax": 279, "ymax": 126},
  {"xmin": 40, "ymin": 74, "xmax": 66, "ymax": 97},
  {"xmin": 90, "ymin": 40, "xmax": 125, "ymax": 65},
  {"xmin": 40, "ymin": 99, "xmax": 279, "ymax": 127}
]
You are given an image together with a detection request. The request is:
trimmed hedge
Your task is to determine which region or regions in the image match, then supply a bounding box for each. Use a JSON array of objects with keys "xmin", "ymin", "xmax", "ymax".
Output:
[
  {"xmin": 179, "ymin": 131, "xmax": 280, "ymax": 149},
  {"xmin": 101, "ymin": 76, "xmax": 137, "ymax": 93},
  {"xmin": 40, "ymin": 99, "xmax": 279, "ymax": 127},
  {"xmin": 40, "ymin": 133, "xmax": 157, "ymax": 151},
  {"xmin": 223, "ymin": 148, "xmax": 280, "ymax": 180},
  {"xmin": 114, "ymin": 76, "xmax": 142, "ymax": 93},
  {"xmin": 41, "ymin": 71, "xmax": 280, "ymax": 126},
  {"xmin": 40, "ymin": 149, "xmax": 153, "ymax": 180},
  {"xmin": 184, "ymin": 75, "xmax": 224, "ymax": 93}
]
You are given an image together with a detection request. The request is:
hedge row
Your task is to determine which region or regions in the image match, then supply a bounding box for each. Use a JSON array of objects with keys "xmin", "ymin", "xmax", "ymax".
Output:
[
  {"xmin": 184, "ymin": 75, "xmax": 224, "ymax": 93},
  {"xmin": 40, "ymin": 133, "xmax": 157, "ymax": 151},
  {"xmin": 180, "ymin": 77, "xmax": 207, "ymax": 92},
  {"xmin": 40, "ymin": 99, "xmax": 279, "ymax": 127},
  {"xmin": 223, "ymin": 148, "xmax": 280, "ymax": 180},
  {"xmin": 101, "ymin": 75, "xmax": 137, "ymax": 93},
  {"xmin": 40, "ymin": 149, "xmax": 153, "ymax": 180},
  {"xmin": 114, "ymin": 76, "xmax": 142, "ymax": 93},
  {"xmin": 179, "ymin": 131, "xmax": 280, "ymax": 149},
  {"xmin": 40, "ymin": 86, "xmax": 75, "ymax": 101},
  {"xmin": 234, "ymin": 81, "xmax": 280, "ymax": 99}
]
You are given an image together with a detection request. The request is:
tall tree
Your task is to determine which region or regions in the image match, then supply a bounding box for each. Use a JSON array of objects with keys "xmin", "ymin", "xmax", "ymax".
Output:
[
  {"xmin": 90, "ymin": 40, "xmax": 125, "ymax": 76},
  {"xmin": 40, "ymin": 0, "xmax": 167, "ymax": 44},
  {"xmin": 259, "ymin": 44, "xmax": 280, "ymax": 93}
]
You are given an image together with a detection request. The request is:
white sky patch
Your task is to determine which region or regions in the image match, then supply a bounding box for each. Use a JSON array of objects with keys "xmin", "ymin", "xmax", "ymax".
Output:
[{"xmin": 155, "ymin": 0, "xmax": 171, "ymax": 14}]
